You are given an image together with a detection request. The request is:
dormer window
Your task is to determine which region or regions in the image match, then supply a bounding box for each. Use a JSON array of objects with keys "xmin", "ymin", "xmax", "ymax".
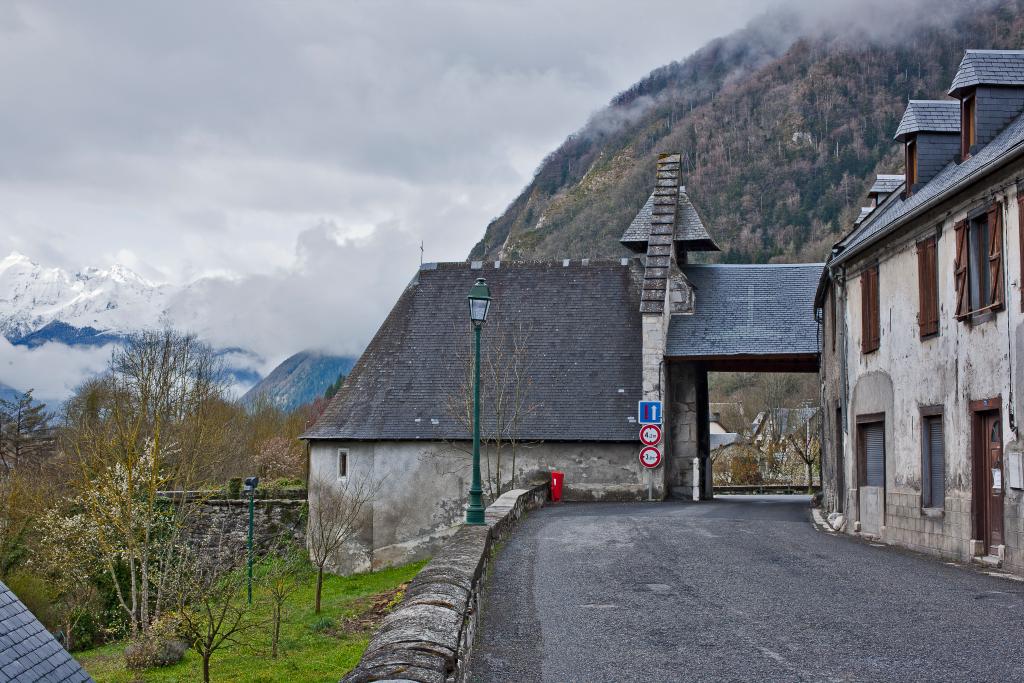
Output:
[
  {"xmin": 961, "ymin": 92, "xmax": 976, "ymax": 159},
  {"xmin": 905, "ymin": 138, "xmax": 918, "ymax": 195}
]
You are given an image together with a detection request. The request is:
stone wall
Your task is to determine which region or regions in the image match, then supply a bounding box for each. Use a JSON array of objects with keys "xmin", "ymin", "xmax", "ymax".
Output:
[
  {"xmin": 177, "ymin": 496, "xmax": 307, "ymax": 565},
  {"xmin": 342, "ymin": 483, "xmax": 548, "ymax": 683}
]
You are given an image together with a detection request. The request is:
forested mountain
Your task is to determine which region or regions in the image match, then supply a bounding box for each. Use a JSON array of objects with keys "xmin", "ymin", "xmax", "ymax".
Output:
[{"xmin": 471, "ymin": 0, "xmax": 1024, "ymax": 264}]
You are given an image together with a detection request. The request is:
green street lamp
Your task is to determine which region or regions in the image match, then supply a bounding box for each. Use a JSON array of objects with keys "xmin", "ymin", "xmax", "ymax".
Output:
[
  {"xmin": 244, "ymin": 476, "xmax": 259, "ymax": 603},
  {"xmin": 465, "ymin": 277, "xmax": 492, "ymax": 525}
]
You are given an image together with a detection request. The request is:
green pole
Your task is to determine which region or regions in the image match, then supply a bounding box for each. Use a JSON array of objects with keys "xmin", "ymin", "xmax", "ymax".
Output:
[
  {"xmin": 466, "ymin": 323, "xmax": 486, "ymax": 524},
  {"xmin": 247, "ymin": 489, "xmax": 254, "ymax": 603}
]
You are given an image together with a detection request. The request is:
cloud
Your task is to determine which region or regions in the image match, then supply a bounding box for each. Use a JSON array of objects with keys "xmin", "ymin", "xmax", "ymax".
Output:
[{"xmin": 0, "ymin": 337, "xmax": 114, "ymax": 405}]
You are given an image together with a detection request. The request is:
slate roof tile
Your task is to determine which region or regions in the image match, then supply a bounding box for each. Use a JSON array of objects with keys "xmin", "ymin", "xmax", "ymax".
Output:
[
  {"xmin": 869, "ymin": 174, "xmax": 904, "ymax": 195},
  {"xmin": 837, "ymin": 108, "xmax": 1024, "ymax": 260},
  {"xmin": 949, "ymin": 49, "xmax": 1024, "ymax": 96},
  {"xmin": 894, "ymin": 100, "xmax": 960, "ymax": 141},
  {"xmin": 0, "ymin": 580, "xmax": 93, "ymax": 682},
  {"xmin": 620, "ymin": 190, "xmax": 720, "ymax": 252},
  {"xmin": 666, "ymin": 264, "xmax": 823, "ymax": 358},
  {"xmin": 304, "ymin": 261, "xmax": 644, "ymax": 442}
]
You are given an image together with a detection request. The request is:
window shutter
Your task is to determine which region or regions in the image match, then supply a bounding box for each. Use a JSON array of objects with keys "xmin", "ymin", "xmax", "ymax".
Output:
[
  {"xmin": 869, "ymin": 267, "xmax": 880, "ymax": 351},
  {"xmin": 861, "ymin": 269, "xmax": 871, "ymax": 353},
  {"xmin": 987, "ymin": 202, "xmax": 1004, "ymax": 309},
  {"xmin": 928, "ymin": 417, "xmax": 945, "ymax": 508},
  {"xmin": 953, "ymin": 219, "xmax": 969, "ymax": 318},
  {"xmin": 863, "ymin": 422, "xmax": 885, "ymax": 487},
  {"xmin": 917, "ymin": 238, "xmax": 938, "ymax": 337}
]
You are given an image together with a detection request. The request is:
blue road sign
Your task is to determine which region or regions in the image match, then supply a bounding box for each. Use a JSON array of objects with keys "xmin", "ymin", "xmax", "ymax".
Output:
[{"xmin": 638, "ymin": 400, "xmax": 662, "ymax": 425}]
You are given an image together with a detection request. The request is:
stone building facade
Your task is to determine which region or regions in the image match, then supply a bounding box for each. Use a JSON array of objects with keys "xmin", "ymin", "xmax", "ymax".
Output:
[
  {"xmin": 817, "ymin": 50, "xmax": 1024, "ymax": 571},
  {"xmin": 305, "ymin": 154, "xmax": 823, "ymax": 574}
]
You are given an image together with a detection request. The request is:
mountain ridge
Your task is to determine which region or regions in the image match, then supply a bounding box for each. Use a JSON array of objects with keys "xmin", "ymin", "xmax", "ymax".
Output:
[{"xmin": 472, "ymin": 0, "xmax": 1022, "ymax": 264}]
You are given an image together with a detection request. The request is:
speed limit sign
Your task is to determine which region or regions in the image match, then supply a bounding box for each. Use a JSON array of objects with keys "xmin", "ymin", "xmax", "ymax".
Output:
[
  {"xmin": 639, "ymin": 446, "xmax": 662, "ymax": 469},
  {"xmin": 639, "ymin": 424, "xmax": 662, "ymax": 446}
]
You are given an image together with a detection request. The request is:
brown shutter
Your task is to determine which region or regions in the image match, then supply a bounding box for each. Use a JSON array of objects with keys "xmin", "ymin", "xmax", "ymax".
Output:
[
  {"xmin": 953, "ymin": 219, "xmax": 969, "ymax": 318},
  {"xmin": 870, "ymin": 267, "xmax": 881, "ymax": 351},
  {"xmin": 987, "ymin": 202, "xmax": 1004, "ymax": 310},
  {"xmin": 861, "ymin": 266, "xmax": 880, "ymax": 353},
  {"xmin": 861, "ymin": 268, "xmax": 871, "ymax": 353},
  {"xmin": 917, "ymin": 237, "xmax": 938, "ymax": 337}
]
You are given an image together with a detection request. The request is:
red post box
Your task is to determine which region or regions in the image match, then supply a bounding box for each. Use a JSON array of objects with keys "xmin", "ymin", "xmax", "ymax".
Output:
[{"xmin": 550, "ymin": 471, "xmax": 564, "ymax": 502}]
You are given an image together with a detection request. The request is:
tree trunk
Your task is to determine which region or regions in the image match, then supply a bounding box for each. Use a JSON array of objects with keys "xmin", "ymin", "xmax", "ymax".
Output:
[
  {"xmin": 64, "ymin": 617, "xmax": 73, "ymax": 652},
  {"xmin": 203, "ymin": 653, "xmax": 211, "ymax": 683},
  {"xmin": 315, "ymin": 568, "xmax": 324, "ymax": 614},
  {"xmin": 272, "ymin": 604, "xmax": 281, "ymax": 658}
]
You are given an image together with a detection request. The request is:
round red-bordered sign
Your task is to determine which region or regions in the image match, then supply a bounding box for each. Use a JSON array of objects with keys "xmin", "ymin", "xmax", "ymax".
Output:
[
  {"xmin": 639, "ymin": 424, "xmax": 662, "ymax": 446},
  {"xmin": 639, "ymin": 446, "xmax": 662, "ymax": 469}
]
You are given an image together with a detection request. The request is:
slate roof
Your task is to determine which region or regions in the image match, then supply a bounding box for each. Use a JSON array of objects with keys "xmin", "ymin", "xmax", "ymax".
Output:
[
  {"xmin": 0, "ymin": 580, "xmax": 92, "ymax": 682},
  {"xmin": 620, "ymin": 189, "xmax": 720, "ymax": 252},
  {"xmin": 854, "ymin": 207, "xmax": 873, "ymax": 225},
  {"xmin": 869, "ymin": 174, "xmax": 905, "ymax": 195},
  {"xmin": 949, "ymin": 50, "xmax": 1024, "ymax": 97},
  {"xmin": 304, "ymin": 260, "xmax": 643, "ymax": 442},
  {"xmin": 894, "ymin": 100, "xmax": 960, "ymax": 141},
  {"xmin": 836, "ymin": 107, "xmax": 1024, "ymax": 262},
  {"xmin": 666, "ymin": 264, "xmax": 823, "ymax": 358}
]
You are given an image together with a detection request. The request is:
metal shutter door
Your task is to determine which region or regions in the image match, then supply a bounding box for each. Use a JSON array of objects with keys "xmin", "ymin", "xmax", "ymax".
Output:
[
  {"xmin": 864, "ymin": 422, "xmax": 885, "ymax": 487},
  {"xmin": 928, "ymin": 417, "xmax": 945, "ymax": 506}
]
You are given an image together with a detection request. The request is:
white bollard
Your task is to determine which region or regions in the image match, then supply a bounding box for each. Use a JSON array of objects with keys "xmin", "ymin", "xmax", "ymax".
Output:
[{"xmin": 692, "ymin": 457, "xmax": 700, "ymax": 502}]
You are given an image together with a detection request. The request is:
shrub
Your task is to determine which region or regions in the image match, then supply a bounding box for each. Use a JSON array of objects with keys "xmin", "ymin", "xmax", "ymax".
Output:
[
  {"xmin": 123, "ymin": 615, "xmax": 188, "ymax": 670},
  {"xmin": 227, "ymin": 477, "xmax": 243, "ymax": 499}
]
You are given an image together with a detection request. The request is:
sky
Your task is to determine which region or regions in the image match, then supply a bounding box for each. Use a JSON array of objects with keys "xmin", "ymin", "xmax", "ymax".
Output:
[{"xmin": 0, "ymin": 0, "xmax": 915, "ymax": 397}]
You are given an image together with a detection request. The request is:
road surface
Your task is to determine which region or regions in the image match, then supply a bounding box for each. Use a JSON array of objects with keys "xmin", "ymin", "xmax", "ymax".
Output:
[{"xmin": 470, "ymin": 496, "xmax": 1024, "ymax": 682}]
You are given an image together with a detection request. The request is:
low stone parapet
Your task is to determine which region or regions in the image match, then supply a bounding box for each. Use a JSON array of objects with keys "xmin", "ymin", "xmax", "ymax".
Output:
[{"xmin": 342, "ymin": 483, "xmax": 548, "ymax": 683}]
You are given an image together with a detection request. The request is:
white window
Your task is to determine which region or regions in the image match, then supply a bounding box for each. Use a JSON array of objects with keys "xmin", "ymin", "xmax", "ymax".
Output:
[{"xmin": 338, "ymin": 449, "xmax": 348, "ymax": 479}]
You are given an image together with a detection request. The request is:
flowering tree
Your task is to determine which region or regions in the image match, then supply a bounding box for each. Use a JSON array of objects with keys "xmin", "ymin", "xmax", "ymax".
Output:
[
  {"xmin": 64, "ymin": 329, "xmax": 230, "ymax": 636},
  {"xmin": 32, "ymin": 509, "xmax": 100, "ymax": 650}
]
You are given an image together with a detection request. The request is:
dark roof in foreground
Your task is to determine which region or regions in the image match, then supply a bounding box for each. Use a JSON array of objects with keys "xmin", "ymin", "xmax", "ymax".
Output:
[
  {"xmin": 666, "ymin": 264, "xmax": 823, "ymax": 358},
  {"xmin": 949, "ymin": 49, "xmax": 1024, "ymax": 97},
  {"xmin": 304, "ymin": 260, "xmax": 643, "ymax": 442},
  {"xmin": 0, "ymin": 580, "xmax": 92, "ymax": 682},
  {"xmin": 894, "ymin": 100, "xmax": 960, "ymax": 141},
  {"xmin": 620, "ymin": 189, "xmax": 720, "ymax": 252}
]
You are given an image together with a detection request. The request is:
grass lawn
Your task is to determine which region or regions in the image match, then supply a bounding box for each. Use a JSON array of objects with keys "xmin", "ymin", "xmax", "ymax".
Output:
[{"xmin": 75, "ymin": 560, "xmax": 426, "ymax": 683}]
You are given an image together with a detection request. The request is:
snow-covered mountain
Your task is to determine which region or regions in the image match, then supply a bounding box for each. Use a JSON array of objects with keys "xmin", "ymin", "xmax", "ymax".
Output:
[{"xmin": 0, "ymin": 251, "xmax": 175, "ymax": 341}]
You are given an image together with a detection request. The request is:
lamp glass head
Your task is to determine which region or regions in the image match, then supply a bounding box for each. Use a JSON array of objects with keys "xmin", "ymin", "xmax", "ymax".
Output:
[{"xmin": 467, "ymin": 278, "xmax": 492, "ymax": 324}]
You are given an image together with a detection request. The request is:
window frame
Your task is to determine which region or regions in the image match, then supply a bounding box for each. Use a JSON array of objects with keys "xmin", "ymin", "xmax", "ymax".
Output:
[
  {"xmin": 920, "ymin": 406, "xmax": 945, "ymax": 511},
  {"xmin": 337, "ymin": 448, "xmax": 349, "ymax": 480},
  {"xmin": 905, "ymin": 137, "xmax": 918, "ymax": 194},
  {"xmin": 961, "ymin": 92, "xmax": 976, "ymax": 160}
]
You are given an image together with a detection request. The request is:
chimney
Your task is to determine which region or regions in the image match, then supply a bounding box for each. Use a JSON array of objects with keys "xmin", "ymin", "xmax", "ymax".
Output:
[
  {"xmin": 948, "ymin": 50, "xmax": 1024, "ymax": 158},
  {"xmin": 894, "ymin": 100, "xmax": 960, "ymax": 195}
]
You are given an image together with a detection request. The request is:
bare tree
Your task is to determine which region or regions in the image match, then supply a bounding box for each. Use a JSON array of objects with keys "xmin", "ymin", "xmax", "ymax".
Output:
[
  {"xmin": 307, "ymin": 475, "xmax": 380, "ymax": 613},
  {"xmin": 64, "ymin": 329, "xmax": 232, "ymax": 636},
  {"xmin": 257, "ymin": 544, "xmax": 307, "ymax": 658},
  {"xmin": 786, "ymin": 411, "xmax": 822, "ymax": 493},
  {"xmin": 444, "ymin": 318, "xmax": 541, "ymax": 499},
  {"xmin": 172, "ymin": 547, "xmax": 260, "ymax": 683}
]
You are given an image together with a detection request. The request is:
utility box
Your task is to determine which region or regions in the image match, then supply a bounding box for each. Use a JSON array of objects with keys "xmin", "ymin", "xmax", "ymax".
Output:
[{"xmin": 551, "ymin": 471, "xmax": 564, "ymax": 502}]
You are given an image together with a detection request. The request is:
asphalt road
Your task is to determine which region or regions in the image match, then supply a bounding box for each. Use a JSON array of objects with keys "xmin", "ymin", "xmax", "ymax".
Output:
[{"xmin": 470, "ymin": 496, "xmax": 1024, "ymax": 682}]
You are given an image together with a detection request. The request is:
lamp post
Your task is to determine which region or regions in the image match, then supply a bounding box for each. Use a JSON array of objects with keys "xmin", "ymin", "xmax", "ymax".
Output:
[
  {"xmin": 465, "ymin": 277, "xmax": 492, "ymax": 525},
  {"xmin": 243, "ymin": 476, "xmax": 259, "ymax": 603}
]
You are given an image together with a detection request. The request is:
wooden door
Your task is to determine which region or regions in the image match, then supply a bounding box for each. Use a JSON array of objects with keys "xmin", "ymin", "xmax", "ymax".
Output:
[{"xmin": 973, "ymin": 410, "xmax": 1004, "ymax": 553}]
